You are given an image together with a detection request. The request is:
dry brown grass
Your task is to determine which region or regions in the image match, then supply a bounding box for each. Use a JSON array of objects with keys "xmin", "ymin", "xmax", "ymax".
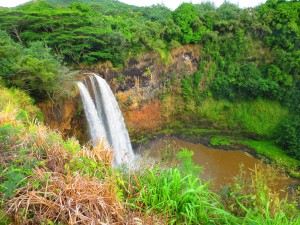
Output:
[
  {"xmin": 8, "ymin": 155, "xmax": 165, "ymax": 225},
  {"xmin": 4, "ymin": 126, "xmax": 123, "ymax": 224},
  {"xmin": 19, "ymin": 123, "xmax": 72, "ymax": 173},
  {"xmin": 2, "ymin": 120, "xmax": 160, "ymax": 224},
  {"xmin": 79, "ymin": 140, "xmax": 114, "ymax": 169},
  {"xmin": 0, "ymin": 106, "xmax": 19, "ymax": 126},
  {"xmin": 9, "ymin": 167, "xmax": 125, "ymax": 225},
  {"xmin": 0, "ymin": 105, "xmax": 166, "ymax": 224},
  {"xmin": 1, "ymin": 115, "xmax": 127, "ymax": 224}
]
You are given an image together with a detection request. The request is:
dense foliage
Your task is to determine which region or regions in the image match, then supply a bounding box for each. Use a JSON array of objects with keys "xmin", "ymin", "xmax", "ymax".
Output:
[
  {"xmin": 0, "ymin": 29, "xmax": 65, "ymax": 99},
  {"xmin": 278, "ymin": 116, "xmax": 300, "ymax": 160},
  {"xmin": 1, "ymin": 0, "xmax": 297, "ymax": 104}
]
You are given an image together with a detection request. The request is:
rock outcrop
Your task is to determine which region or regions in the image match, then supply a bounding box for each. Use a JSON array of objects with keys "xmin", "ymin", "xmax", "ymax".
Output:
[{"xmin": 38, "ymin": 45, "xmax": 200, "ymax": 143}]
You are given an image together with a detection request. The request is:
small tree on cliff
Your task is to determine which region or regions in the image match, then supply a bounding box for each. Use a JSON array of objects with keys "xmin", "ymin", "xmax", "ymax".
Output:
[{"xmin": 173, "ymin": 3, "xmax": 208, "ymax": 44}]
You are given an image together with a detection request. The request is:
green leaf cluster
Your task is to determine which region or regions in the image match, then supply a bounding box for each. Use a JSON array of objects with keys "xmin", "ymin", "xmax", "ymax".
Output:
[
  {"xmin": 278, "ymin": 115, "xmax": 300, "ymax": 159},
  {"xmin": 0, "ymin": 29, "xmax": 64, "ymax": 99},
  {"xmin": 181, "ymin": 70, "xmax": 203, "ymax": 105}
]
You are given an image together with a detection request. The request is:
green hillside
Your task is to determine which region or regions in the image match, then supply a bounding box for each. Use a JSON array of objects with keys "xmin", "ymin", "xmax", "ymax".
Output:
[
  {"xmin": 45, "ymin": 0, "xmax": 140, "ymax": 12},
  {"xmin": 46, "ymin": 0, "xmax": 130, "ymax": 7}
]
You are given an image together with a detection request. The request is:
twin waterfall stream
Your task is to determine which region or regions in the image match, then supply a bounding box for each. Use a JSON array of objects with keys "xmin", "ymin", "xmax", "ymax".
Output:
[{"xmin": 77, "ymin": 73, "xmax": 134, "ymax": 165}]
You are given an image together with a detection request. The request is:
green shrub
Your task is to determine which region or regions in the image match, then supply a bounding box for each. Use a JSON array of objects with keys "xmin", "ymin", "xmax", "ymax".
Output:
[
  {"xmin": 0, "ymin": 30, "xmax": 65, "ymax": 99},
  {"xmin": 181, "ymin": 71, "xmax": 203, "ymax": 106},
  {"xmin": 0, "ymin": 85, "xmax": 43, "ymax": 121},
  {"xmin": 278, "ymin": 116, "xmax": 300, "ymax": 160},
  {"xmin": 0, "ymin": 167, "xmax": 28, "ymax": 199},
  {"xmin": 67, "ymin": 156, "xmax": 108, "ymax": 179},
  {"xmin": 210, "ymin": 136, "xmax": 231, "ymax": 146},
  {"xmin": 210, "ymin": 62, "xmax": 281, "ymax": 101}
]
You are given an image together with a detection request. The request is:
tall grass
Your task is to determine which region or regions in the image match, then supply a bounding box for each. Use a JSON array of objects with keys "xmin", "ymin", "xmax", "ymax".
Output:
[
  {"xmin": 125, "ymin": 150, "xmax": 237, "ymax": 224},
  {"xmin": 9, "ymin": 167, "xmax": 124, "ymax": 225},
  {"xmin": 242, "ymin": 140, "xmax": 300, "ymax": 177},
  {"xmin": 127, "ymin": 167, "xmax": 236, "ymax": 224},
  {"xmin": 0, "ymin": 84, "xmax": 43, "ymax": 121},
  {"xmin": 0, "ymin": 117, "xmax": 129, "ymax": 224},
  {"xmin": 219, "ymin": 164, "xmax": 300, "ymax": 225},
  {"xmin": 0, "ymin": 111, "xmax": 126, "ymax": 224}
]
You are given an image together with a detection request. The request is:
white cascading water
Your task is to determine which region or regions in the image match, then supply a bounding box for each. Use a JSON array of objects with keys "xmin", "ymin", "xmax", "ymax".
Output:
[
  {"xmin": 77, "ymin": 82, "xmax": 106, "ymax": 143},
  {"xmin": 77, "ymin": 74, "xmax": 134, "ymax": 165}
]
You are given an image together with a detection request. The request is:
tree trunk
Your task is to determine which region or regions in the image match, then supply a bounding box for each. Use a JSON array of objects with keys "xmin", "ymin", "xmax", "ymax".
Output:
[{"xmin": 12, "ymin": 27, "xmax": 22, "ymax": 43}]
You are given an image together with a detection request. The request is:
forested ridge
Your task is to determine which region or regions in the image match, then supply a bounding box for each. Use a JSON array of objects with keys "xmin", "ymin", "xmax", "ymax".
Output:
[
  {"xmin": 0, "ymin": 0, "xmax": 300, "ymax": 224},
  {"xmin": 0, "ymin": 0, "xmax": 299, "ymax": 102}
]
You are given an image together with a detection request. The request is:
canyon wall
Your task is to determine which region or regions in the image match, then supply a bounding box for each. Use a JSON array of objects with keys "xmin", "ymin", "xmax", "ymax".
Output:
[{"xmin": 38, "ymin": 45, "xmax": 200, "ymax": 143}]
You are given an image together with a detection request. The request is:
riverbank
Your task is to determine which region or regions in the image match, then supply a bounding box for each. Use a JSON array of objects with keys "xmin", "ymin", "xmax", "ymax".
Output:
[
  {"xmin": 132, "ymin": 127, "xmax": 300, "ymax": 178},
  {"xmin": 135, "ymin": 136, "xmax": 300, "ymax": 195}
]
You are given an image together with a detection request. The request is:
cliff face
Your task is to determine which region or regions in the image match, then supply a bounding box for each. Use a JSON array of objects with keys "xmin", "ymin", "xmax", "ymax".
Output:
[
  {"xmin": 38, "ymin": 45, "xmax": 200, "ymax": 143},
  {"xmin": 38, "ymin": 94, "xmax": 89, "ymax": 143},
  {"xmin": 93, "ymin": 45, "xmax": 200, "ymax": 91}
]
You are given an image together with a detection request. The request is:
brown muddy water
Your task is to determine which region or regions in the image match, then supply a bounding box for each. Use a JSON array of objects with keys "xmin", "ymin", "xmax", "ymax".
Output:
[{"xmin": 136, "ymin": 136, "xmax": 300, "ymax": 196}]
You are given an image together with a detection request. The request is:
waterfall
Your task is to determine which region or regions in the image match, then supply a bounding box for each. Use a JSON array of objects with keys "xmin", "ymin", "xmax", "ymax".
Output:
[
  {"xmin": 77, "ymin": 74, "xmax": 134, "ymax": 165},
  {"xmin": 77, "ymin": 82, "xmax": 106, "ymax": 143}
]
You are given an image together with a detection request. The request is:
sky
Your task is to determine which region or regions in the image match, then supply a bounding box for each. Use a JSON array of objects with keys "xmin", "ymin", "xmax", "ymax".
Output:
[{"xmin": 0, "ymin": 0, "xmax": 266, "ymax": 9}]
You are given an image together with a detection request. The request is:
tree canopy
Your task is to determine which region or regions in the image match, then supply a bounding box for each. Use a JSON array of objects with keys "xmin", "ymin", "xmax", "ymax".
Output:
[{"xmin": 0, "ymin": 0, "xmax": 298, "ymax": 103}]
